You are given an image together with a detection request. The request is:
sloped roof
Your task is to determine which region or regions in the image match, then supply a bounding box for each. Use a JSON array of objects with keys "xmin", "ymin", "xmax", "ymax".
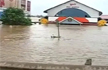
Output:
[
  {"xmin": 56, "ymin": 17, "xmax": 67, "ymax": 22},
  {"xmin": 56, "ymin": 17, "xmax": 89, "ymax": 23},
  {"xmin": 59, "ymin": 17, "xmax": 83, "ymax": 24},
  {"xmin": 44, "ymin": 0, "xmax": 102, "ymax": 15}
]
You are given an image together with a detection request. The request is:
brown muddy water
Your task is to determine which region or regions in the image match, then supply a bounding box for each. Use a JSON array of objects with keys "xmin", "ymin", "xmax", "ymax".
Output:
[{"xmin": 0, "ymin": 24, "xmax": 108, "ymax": 65}]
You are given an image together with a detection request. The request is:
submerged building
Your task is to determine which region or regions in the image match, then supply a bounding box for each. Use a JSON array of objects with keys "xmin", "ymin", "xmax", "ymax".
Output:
[
  {"xmin": 44, "ymin": 0, "xmax": 103, "ymax": 25},
  {"xmin": 44, "ymin": 0, "xmax": 102, "ymax": 17}
]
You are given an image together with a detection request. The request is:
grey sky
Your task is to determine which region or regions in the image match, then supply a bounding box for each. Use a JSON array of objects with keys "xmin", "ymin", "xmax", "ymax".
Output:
[{"xmin": 29, "ymin": 0, "xmax": 108, "ymax": 15}]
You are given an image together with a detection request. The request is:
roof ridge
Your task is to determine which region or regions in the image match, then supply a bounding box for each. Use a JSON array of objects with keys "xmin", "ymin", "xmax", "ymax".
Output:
[
  {"xmin": 74, "ymin": 0, "xmax": 101, "ymax": 12},
  {"xmin": 44, "ymin": 0, "xmax": 102, "ymax": 15}
]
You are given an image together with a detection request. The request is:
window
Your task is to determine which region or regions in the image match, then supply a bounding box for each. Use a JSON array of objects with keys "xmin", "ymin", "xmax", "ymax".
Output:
[{"xmin": 56, "ymin": 8, "xmax": 91, "ymax": 17}]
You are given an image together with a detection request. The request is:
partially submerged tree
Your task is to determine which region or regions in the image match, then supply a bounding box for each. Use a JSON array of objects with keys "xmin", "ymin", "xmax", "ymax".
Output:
[{"xmin": 1, "ymin": 7, "xmax": 32, "ymax": 25}]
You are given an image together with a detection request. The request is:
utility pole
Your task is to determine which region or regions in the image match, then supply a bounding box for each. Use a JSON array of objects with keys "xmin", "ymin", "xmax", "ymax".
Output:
[
  {"xmin": 57, "ymin": 20, "xmax": 60, "ymax": 40},
  {"xmin": 51, "ymin": 20, "xmax": 61, "ymax": 40}
]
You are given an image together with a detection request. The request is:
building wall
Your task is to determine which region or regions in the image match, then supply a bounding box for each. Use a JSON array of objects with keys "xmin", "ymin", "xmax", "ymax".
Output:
[
  {"xmin": 47, "ymin": 1, "xmax": 99, "ymax": 17},
  {"xmin": 4, "ymin": 0, "xmax": 20, "ymax": 8},
  {"xmin": 1, "ymin": 0, "xmax": 31, "ymax": 15}
]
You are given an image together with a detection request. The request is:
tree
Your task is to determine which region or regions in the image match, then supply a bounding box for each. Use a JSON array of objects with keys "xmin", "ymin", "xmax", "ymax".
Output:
[{"xmin": 1, "ymin": 7, "xmax": 32, "ymax": 25}]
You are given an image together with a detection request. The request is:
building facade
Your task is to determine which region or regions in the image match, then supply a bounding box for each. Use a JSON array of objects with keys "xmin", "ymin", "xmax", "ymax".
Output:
[
  {"xmin": 3, "ymin": 0, "xmax": 19, "ymax": 8},
  {"xmin": 0, "ymin": 0, "xmax": 31, "ymax": 15},
  {"xmin": 44, "ymin": 0, "xmax": 102, "ymax": 17}
]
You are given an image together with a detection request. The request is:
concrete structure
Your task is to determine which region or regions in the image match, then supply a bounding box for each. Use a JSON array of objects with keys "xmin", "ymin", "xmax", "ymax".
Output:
[
  {"xmin": 44, "ymin": 0, "xmax": 102, "ymax": 17},
  {"xmin": 0, "ymin": 61, "xmax": 108, "ymax": 70}
]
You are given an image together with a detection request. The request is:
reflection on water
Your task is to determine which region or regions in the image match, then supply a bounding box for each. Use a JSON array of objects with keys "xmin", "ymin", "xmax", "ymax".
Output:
[{"xmin": 0, "ymin": 24, "xmax": 108, "ymax": 65}]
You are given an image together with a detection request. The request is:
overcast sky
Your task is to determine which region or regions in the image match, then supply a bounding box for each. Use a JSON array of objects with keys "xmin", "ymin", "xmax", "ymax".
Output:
[{"xmin": 29, "ymin": 0, "xmax": 108, "ymax": 15}]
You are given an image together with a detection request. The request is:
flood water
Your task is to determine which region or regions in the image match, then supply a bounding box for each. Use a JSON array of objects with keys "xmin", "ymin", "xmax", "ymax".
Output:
[{"xmin": 0, "ymin": 24, "xmax": 108, "ymax": 65}]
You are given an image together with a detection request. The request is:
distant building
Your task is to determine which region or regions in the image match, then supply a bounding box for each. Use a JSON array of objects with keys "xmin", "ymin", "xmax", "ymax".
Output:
[
  {"xmin": 0, "ymin": 0, "xmax": 31, "ymax": 15},
  {"xmin": 100, "ymin": 15, "xmax": 108, "ymax": 23}
]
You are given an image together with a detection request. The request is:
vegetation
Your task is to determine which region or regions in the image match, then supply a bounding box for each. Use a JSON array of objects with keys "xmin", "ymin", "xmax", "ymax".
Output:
[{"xmin": 1, "ymin": 7, "xmax": 32, "ymax": 25}]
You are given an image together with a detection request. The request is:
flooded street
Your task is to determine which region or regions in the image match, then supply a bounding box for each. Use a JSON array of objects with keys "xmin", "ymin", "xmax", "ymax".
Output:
[{"xmin": 0, "ymin": 24, "xmax": 108, "ymax": 65}]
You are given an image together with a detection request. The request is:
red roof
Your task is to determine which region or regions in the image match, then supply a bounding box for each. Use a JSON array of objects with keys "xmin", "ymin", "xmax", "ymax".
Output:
[
  {"xmin": 56, "ymin": 17, "xmax": 67, "ymax": 22},
  {"xmin": 56, "ymin": 17, "xmax": 89, "ymax": 23}
]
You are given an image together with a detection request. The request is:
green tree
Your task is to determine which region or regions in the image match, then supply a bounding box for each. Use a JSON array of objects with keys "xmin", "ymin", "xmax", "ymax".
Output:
[{"xmin": 1, "ymin": 7, "xmax": 32, "ymax": 25}]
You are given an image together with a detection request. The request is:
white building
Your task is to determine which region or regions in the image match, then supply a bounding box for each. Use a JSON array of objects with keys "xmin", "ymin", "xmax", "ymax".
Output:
[{"xmin": 44, "ymin": 0, "xmax": 102, "ymax": 17}]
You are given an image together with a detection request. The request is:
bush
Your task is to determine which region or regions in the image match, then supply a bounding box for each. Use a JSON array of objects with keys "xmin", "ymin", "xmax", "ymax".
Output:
[
  {"xmin": 1, "ymin": 7, "xmax": 32, "ymax": 25},
  {"xmin": 22, "ymin": 18, "xmax": 32, "ymax": 25}
]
